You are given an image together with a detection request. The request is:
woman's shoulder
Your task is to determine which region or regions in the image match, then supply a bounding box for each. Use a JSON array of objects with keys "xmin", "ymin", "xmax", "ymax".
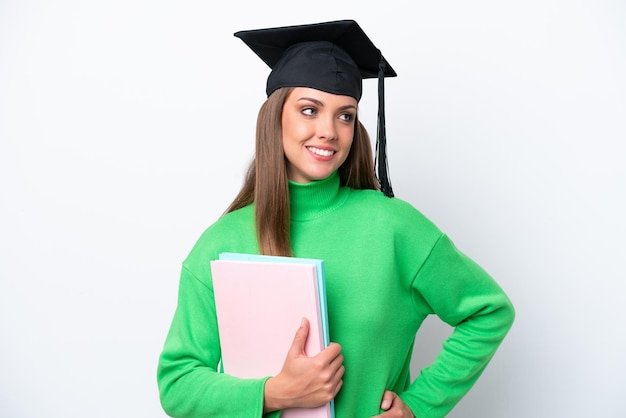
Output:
[
  {"xmin": 206, "ymin": 203, "xmax": 255, "ymax": 238},
  {"xmin": 346, "ymin": 188, "xmax": 442, "ymax": 234},
  {"xmin": 348, "ymin": 188, "xmax": 432, "ymax": 217},
  {"xmin": 346, "ymin": 186, "xmax": 442, "ymax": 244},
  {"xmin": 211, "ymin": 204, "xmax": 255, "ymax": 231},
  {"xmin": 183, "ymin": 204, "xmax": 256, "ymax": 267}
]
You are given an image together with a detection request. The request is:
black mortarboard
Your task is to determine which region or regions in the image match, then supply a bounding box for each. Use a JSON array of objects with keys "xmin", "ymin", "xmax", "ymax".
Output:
[{"xmin": 234, "ymin": 19, "xmax": 396, "ymax": 197}]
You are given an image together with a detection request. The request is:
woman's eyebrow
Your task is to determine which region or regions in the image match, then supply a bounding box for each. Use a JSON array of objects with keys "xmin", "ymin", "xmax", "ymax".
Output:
[
  {"xmin": 296, "ymin": 97, "xmax": 324, "ymax": 106},
  {"xmin": 296, "ymin": 97, "xmax": 357, "ymax": 111}
]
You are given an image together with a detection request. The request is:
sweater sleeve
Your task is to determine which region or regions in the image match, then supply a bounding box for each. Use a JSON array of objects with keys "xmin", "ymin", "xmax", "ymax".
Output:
[
  {"xmin": 157, "ymin": 265, "xmax": 277, "ymax": 418},
  {"xmin": 400, "ymin": 234, "xmax": 515, "ymax": 417}
]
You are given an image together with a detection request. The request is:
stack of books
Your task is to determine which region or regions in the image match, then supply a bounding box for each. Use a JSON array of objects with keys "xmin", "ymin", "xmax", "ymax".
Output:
[{"xmin": 211, "ymin": 253, "xmax": 333, "ymax": 418}]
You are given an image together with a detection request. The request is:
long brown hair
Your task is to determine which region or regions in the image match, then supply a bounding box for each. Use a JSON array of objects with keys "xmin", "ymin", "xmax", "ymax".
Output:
[{"xmin": 225, "ymin": 87, "xmax": 378, "ymax": 256}]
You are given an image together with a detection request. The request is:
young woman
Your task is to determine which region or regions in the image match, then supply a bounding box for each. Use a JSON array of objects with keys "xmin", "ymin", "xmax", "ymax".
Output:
[{"xmin": 157, "ymin": 20, "xmax": 515, "ymax": 418}]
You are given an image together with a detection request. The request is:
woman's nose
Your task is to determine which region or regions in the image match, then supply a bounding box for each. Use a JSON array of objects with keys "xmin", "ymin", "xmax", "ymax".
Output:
[{"xmin": 317, "ymin": 117, "xmax": 337, "ymax": 141}]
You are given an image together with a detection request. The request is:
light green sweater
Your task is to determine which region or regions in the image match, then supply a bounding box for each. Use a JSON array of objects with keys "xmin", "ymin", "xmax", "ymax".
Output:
[{"xmin": 157, "ymin": 171, "xmax": 515, "ymax": 417}]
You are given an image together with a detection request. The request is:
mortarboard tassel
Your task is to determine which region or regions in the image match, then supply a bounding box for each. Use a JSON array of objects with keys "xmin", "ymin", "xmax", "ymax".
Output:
[{"xmin": 376, "ymin": 56, "xmax": 394, "ymax": 197}]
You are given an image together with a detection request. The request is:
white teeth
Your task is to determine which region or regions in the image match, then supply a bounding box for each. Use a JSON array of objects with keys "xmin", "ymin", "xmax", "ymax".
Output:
[{"xmin": 307, "ymin": 146, "xmax": 335, "ymax": 157}]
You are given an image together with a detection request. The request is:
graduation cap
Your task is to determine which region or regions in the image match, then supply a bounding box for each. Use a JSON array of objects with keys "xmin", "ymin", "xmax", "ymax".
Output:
[{"xmin": 234, "ymin": 19, "xmax": 396, "ymax": 197}]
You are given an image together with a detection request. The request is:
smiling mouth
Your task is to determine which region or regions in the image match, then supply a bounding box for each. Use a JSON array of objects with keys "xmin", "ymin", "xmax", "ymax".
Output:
[{"xmin": 306, "ymin": 146, "xmax": 335, "ymax": 157}]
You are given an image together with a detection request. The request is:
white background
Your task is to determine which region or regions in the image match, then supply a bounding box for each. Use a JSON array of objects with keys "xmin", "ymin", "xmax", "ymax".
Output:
[{"xmin": 1, "ymin": 1, "xmax": 624, "ymax": 417}]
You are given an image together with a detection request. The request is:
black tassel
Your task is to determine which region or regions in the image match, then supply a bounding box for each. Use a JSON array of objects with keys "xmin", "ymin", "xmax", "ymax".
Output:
[{"xmin": 376, "ymin": 56, "xmax": 394, "ymax": 197}]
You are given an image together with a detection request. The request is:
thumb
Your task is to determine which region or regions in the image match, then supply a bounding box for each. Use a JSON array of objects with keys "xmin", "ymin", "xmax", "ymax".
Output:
[
  {"xmin": 380, "ymin": 390, "xmax": 396, "ymax": 410},
  {"xmin": 289, "ymin": 317, "xmax": 310, "ymax": 356}
]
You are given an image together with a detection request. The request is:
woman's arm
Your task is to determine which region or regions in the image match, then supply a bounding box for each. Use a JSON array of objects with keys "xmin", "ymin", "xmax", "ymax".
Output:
[
  {"xmin": 158, "ymin": 268, "xmax": 345, "ymax": 417},
  {"xmin": 400, "ymin": 234, "xmax": 515, "ymax": 417}
]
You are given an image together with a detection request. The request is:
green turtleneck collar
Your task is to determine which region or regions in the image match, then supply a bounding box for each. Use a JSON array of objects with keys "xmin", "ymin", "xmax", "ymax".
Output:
[{"xmin": 288, "ymin": 171, "xmax": 349, "ymax": 222}]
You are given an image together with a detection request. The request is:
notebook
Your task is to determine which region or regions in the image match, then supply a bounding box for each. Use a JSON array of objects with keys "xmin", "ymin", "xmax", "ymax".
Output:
[{"xmin": 210, "ymin": 253, "xmax": 333, "ymax": 418}]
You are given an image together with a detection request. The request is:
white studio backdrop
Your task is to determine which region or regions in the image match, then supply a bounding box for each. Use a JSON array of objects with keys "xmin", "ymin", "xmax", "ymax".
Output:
[{"xmin": 1, "ymin": 1, "xmax": 624, "ymax": 417}]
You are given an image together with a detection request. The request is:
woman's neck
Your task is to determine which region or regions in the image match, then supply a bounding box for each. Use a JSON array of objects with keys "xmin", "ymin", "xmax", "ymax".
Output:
[{"xmin": 288, "ymin": 171, "xmax": 346, "ymax": 221}]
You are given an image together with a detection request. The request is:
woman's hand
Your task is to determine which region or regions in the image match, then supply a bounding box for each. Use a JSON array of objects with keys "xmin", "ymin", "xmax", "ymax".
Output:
[
  {"xmin": 375, "ymin": 390, "xmax": 415, "ymax": 417},
  {"xmin": 263, "ymin": 318, "xmax": 344, "ymax": 412}
]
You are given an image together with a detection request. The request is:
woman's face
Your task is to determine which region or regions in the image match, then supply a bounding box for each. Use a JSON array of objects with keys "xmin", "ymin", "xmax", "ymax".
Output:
[{"xmin": 281, "ymin": 87, "xmax": 357, "ymax": 183}]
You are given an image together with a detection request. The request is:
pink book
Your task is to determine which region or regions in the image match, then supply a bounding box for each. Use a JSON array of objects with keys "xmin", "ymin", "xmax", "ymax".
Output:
[{"xmin": 210, "ymin": 256, "xmax": 333, "ymax": 418}]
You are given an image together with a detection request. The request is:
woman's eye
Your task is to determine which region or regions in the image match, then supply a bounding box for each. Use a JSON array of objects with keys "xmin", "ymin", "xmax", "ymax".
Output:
[
  {"xmin": 339, "ymin": 113, "xmax": 354, "ymax": 122},
  {"xmin": 301, "ymin": 107, "xmax": 316, "ymax": 116}
]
